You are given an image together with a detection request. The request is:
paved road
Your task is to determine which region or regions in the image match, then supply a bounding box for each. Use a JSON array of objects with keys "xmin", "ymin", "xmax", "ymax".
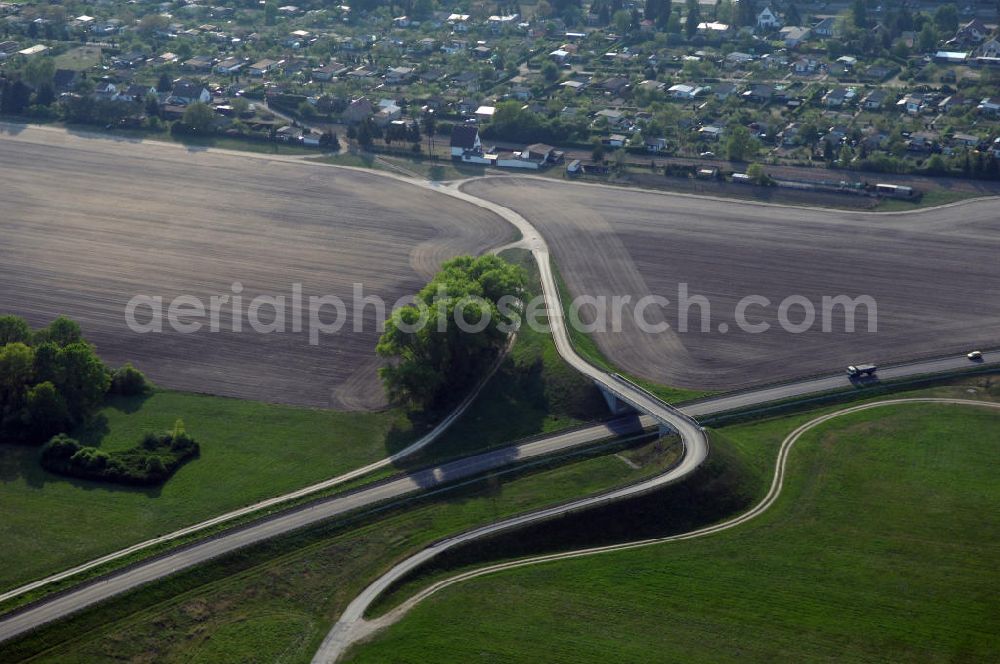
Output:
[
  {"xmin": 338, "ymin": 398, "xmax": 1000, "ymax": 660},
  {"xmin": 0, "ymin": 135, "xmax": 995, "ymax": 649}
]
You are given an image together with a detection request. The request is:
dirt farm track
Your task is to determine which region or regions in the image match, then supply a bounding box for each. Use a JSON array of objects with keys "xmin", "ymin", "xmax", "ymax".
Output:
[
  {"xmin": 464, "ymin": 177, "xmax": 1000, "ymax": 391},
  {"xmin": 0, "ymin": 125, "xmax": 513, "ymax": 409}
]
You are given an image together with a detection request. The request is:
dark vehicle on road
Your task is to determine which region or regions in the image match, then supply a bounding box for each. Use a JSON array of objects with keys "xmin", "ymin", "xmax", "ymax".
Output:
[{"xmin": 847, "ymin": 364, "xmax": 878, "ymax": 377}]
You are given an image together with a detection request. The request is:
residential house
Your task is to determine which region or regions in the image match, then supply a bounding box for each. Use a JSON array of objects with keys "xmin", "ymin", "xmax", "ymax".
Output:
[
  {"xmin": 744, "ymin": 83, "xmax": 774, "ymax": 103},
  {"xmin": 898, "ymin": 94, "xmax": 925, "ymax": 115},
  {"xmin": 93, "ymin": 82, "xmax": 119, "ymax": 101},
  {"xmin": 450, "ymin": 124, "xmax": 482, "ymax": 158},
  {"xmin": 713, "ymin": 82, "xmax": 738, "ymax": 100},
  {"xmin": 215, "ymin": 57, "xmax": 245, "ymax": 76},
  {"xmin": 980, "ymin": 38, "xmax": 1000, "ymax": 59},
  {"xmin": 447, "ymin": 13, "xmax": 470, "ymax": 31},
  {"xmin": 863, "ymin": 88, "xmax": 890, "ymax": 110},
  {"xmin": 953, "ymin": 18, "xmax": 990, "ymax": 46},
  {"xmin": 756, "ymin": 7, "xmax": 782, "ymax": 31},
  {"xmin": 602, "ymin": 134, "xmax": 626, "ymax": 147},
  {"xmin": 183, "ymin": 55, "xmax": 215, "ymax": 73},
  {"xmin": 475, "ymin": 105, "xmax": 495, "ymax": 122},
  {"xmin": 456, "ymin": 98, "xmax": 479, "ymax": 115},
  {"xmin": 385, "ymin": 66, "xmax": 415, "ymax": 84},
  {"xmin": 698, "ymin": 21, "xmax": 731, "ymax": 36},
  {"xmin": 636, "ymin": 80, "xmax": 664, "ymax": 94},
  {"xmin": 934, "ymin": 51, "xmax": 969, "ymax": 64},
  {"xmin": 168, "ymin": 80, "xmax": 211, "ymax": 105},
  {"xmin": 812, "ymin": 17, "xmax": 837, "ymax": 38},
  {"xmin": 549, "ymin": 48, "xmax": 571, "ymax": 65},
  {"xmin": 342, "ymin": 98, "xmax": 373, "ymax": 124},
  {"xmin": 248, "ymin": 59, "xmax": 279, "ymax": 77},
  {"xmin": 779, "ymin": 26, "xmax": 810, "ymax": 48},
  {"xmin": 118, "ymin": 83, "xmax": 157, "ymax": 103},
  {"xmin": 865, "ymin": 64, "xmax": 895, "ymax": 81},
  {"xmin": 725, "ymin": 52, "xmax": 754, "ymax": 67},
  {"xmin": 950, "ymin": 132, "xmax": 980, "ymax": 149},
  {"xmin": 978, "ymin": 97, "xmax": 1000, "ymax": 116},
  {"xmin": 699, "ymin": 125, "xmax": 724, "ymax": 141},
  {"xmin": 779, "ymin": 122, "xmax": 802, "ymax": 146},
  {"xmin": 645, "ymin": 137, "xmax": 668, "ymax": 152},
  {"xmin": 598, "ymin": 77, "xmax": 630, "ymax": 96},
  {"xmin": 906, "ymin": 131, "xmax": 938, "ymax": 153},
  {"xmin": 451, "ymin": 71, "xmax": 479, "ymax": 92},
  {"xmin": 374, "ymin": 99, "xmax": 402, "ymax": 126},
  {"xmin": 312, "ymin": 62, "xmax": 348, "ymax": 81},
  {"xmin": 822, "ymin": 87, "xmax": 857, "ymax": 108},
  {"xmin": 594, "ymin": 108, "xmax": 627, "ymax": 129},
  {"xmin": 791, "ymin": 57, "xmax": 819, "ymax": 75},
  {"xmin": 836, "ymin": 55, "xmax": 858, "ymax": 69},
  {"xmin": 668, "ymin": 83, "xmax": 704, "ymax": 100}
]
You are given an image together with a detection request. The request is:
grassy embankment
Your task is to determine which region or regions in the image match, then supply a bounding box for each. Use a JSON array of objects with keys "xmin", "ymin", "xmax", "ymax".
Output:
[
  {"xmin": 347, "ymin": 399, "xmax": 1000, "ymax": 663},
  {"xmin": 549, "ymin": 260, "xmax": 713, "ymax": 404}
]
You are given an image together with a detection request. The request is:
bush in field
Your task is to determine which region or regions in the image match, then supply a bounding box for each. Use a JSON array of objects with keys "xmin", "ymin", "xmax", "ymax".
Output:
[
  {"xmin": 110, "ymin": 363, "xmax": 150, "ymax": 396},
  {"xmin": 40, "ymin": 426, "xmax": 199, "ymax": 486}
]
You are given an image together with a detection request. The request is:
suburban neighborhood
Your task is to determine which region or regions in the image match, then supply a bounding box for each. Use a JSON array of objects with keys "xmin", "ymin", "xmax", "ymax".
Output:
[{"xmin": 1, "ymin": 0, "xmax": 999, "ymax": 188}]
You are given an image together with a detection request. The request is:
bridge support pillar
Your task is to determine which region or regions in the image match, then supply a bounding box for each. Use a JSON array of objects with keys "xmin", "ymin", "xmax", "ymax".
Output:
[{"xmin": 596, "ymin": 382, "xmax": 636, "ymax": 416}]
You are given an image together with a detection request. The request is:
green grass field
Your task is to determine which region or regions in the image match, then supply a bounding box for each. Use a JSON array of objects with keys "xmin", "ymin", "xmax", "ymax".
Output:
[
  {"xmin": 0, "ymin": 392, "xmax": 414, "ymax": 592},
  {"xmin": 876, "ymin": 188, "xmax": 982, "ymax": 211},
  {"xmin": 346, "ymin": 401, "xmax": 1000, "ymax": 663},
  {"xmin": 2, "ymin": 435, "xmax": 681, "ymax": 663},
  {"xmin": 52, "ymin": 46, "xmax": 102, "ymax": 71}
]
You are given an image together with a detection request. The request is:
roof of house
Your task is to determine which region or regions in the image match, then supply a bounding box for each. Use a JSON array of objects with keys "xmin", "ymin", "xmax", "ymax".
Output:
[
  {"xmin": 171, "ymin": 80, "xmax": 206, "ymax": 98},
  {"xmin": 450, "ymin": 124, "xmax": 480, "ymax": 149}
]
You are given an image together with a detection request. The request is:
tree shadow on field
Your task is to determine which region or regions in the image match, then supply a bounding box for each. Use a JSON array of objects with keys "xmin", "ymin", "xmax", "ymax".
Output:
[
  {"xmin": 103, "ymin": 392, "xmax": 153, "ymax": 415},
  {"xmin": 73, "ymin": 414, "xmax": 111, "ymax": 448}
]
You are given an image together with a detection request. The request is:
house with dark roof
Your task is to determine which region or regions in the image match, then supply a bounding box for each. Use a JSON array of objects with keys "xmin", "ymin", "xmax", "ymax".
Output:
[
  {"xmin": 450, "ymin": 125, "xmax": 481, "ymax": 157},
  {"xmin": 168, "ymin": 80, "xmax": 210, "ymax": 105}
]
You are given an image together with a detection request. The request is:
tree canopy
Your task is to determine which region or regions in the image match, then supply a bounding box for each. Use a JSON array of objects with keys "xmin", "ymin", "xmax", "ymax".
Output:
[
  {"xmin": 0, "ymin": 315, "xmax": 146, "ymax": 444},
  {"xmin": 376, "ymin": 255, "xmax": 526, "ymax": 410}
]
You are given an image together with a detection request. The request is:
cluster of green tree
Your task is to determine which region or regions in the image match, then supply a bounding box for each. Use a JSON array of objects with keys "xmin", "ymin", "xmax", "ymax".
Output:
[
  {"xmin": 481, "ymin": 100, "xmax": 588, "ymax": 145},
  {"xmin": 0, "ymin": 315, "xmax": 148, "ymax": 445},
  {"xmin": 855, "ymin": 149, "xmax": 1000, "ymax": 180},
  {"xmin": 40, "ymin": 420, "xmax": 198, "ymax": 486},
  {"xmin": 170, "ymin": 102, "xmax": 216, "ymax": 136},
  {"xmin": 376, "ymin": 255, "xmax": 526, "ymax": 410},
  {"xmin": 0, "ymin": 57, "xmax": 57, "ymax": 115}
]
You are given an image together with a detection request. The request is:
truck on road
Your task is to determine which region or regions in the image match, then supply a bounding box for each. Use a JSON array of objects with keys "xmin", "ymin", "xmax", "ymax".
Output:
[{"xmin": 846, "ymin": 364, "xmax": 878, "ymax": 377}]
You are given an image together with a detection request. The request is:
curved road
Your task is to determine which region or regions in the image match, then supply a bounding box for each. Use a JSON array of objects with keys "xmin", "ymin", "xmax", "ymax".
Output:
[
  {"xmin": 0, "ymin": 140, "xmax": 996, "ymax": 647},
  {"xmin": 317, "ymin": 398, "xmax": 1000, "ymax": 661}
]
